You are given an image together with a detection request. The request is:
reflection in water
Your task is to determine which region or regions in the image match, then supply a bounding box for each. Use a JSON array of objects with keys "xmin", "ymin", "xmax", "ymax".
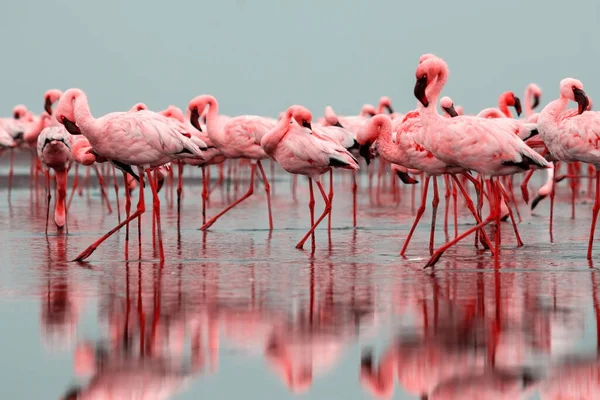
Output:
[{"xmin": 33, "ymin": 258, "xmax": 599, "ymax": 399}]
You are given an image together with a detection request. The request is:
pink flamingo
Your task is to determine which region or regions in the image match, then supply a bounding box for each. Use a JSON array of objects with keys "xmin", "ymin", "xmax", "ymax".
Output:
[
  {"xmin": 37, "ymin": 125, "xmax": 74, "ymax": 234},
  {"xmin": 414, "ymin": 55, "xmax": 548, "ymax": 268},
  {"xmin": 260, "ymin": 105, "xmax": 359, "ymax": 249},
  {"xmin": 188, "ymin": 95, "xmax": 275, "ymax": 231},
  {"xmin": 524, "ymin": 83, "xmax": 542, "ymax": 120},
  {"xmin": 54, "ymin": 88, "xmax": 205, "ymax": 262},
  {"xmin": 536, "ymin": 77, "xmax": 600, "ymax": 259}
]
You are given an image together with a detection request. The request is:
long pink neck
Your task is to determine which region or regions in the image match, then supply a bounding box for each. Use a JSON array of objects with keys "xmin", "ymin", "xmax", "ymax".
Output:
[
  {"xmin": 205, "ymin": 97, "xmax": 220, "ymax": 135},
  {"xmin": 524, "ymin": 86, "xmax": 534, "ymax": 117},
  {"xmin": 73, "ymin": 92, "xmax": 98, "ymax": 139},
  {"xmin": 498, "ymin": 95, "xmax": 512, "ymax": 118},
  {"xmin": 324, "ymin": 106, "xmax": 338, "ymax": 125},
  {"xmin": 261, "ymin": 110, "xmax": 292, "ymax": 155},
  {"xmin": 419, "ymin": 67, "xmax": 447, "ymax": 122}
]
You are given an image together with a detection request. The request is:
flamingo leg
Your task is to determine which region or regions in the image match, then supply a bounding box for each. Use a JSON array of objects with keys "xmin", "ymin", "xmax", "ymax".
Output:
[
  {"xmin": 112, "ymin": 166, "xmax": 121, "ymax": 224},
  {"xmin": 443, "ymin": 175, "xmax": 451, "ymax": 236},
  {"xmin": 400, "ymin": 176, "xmax": 430, "ymax": 256},
  {"xmin": 45, "ymin": 170, "xmax": 51, "ymax": 235},
  {"xmin": 147, "ymin": 169, "xmax": 165, "ymax": 261},
  {"xmin": 587, "ymin": 170, "xmax": 600, "ymax": 260},
  {"xmin": 73, "ymin": 167, "xmax": 146, "ymax": 262},
  {"xmin": 291, "ymin": 174, "xmax": 298, "ymax": 202},
  {"xmin": 327, "ymin": 170, "xmax": 333, "ymax": 234},
  {"xmin": 549, "ymin": 162, "xmax": 559, "ymax": 242},
  {"xmin": 496, "ymin": 181, "xmax": 524, "ymax": 247},
  {"xmin": 491, "ymin": 179, "xmax": 501, "ymax": 269},
  {"xmin": 429, "ymin": 177, "xmax": 440, "ymax": 255},
  {"xmin": 202, "ymin": 166, "xmax": 208, "ymax": 225},
  {"xmin": 452, "ymin": 179, "xmax": 458, "ymax": 238},
  {"xmin": 67, "ymin": 164, "xmax": 79, "ymax": 210},
  {"xmin": 93, "ymin": 165, "xmax": 113, "ymax": 214},
  {"xmin": 296, "ymin": 180, "xmax": 332, "ymax": 249},
  {"xmin": 177, "ymin": 162, "xmax": 184, "ymax": 221},
  {"xmin": 352, "ymin": 172, "xmax": 358, "ymax": 228},
  {"xmin": 308, "ymin": 177, "xmax": 315, "ymax": 246},
  {"xmin": 124, "ymin": 171, "xmax": 132, "ymax": 259},
  {"xmin": 256, "ymin": 160, "xmax": 274, "ymax": 231},
  {"xmin": 200, "ymin": 163, "xmax": 256, "ymax": 230},
  {"xmin": 506, "ymin": 177, "xmax": 522, "ymax": 223}
]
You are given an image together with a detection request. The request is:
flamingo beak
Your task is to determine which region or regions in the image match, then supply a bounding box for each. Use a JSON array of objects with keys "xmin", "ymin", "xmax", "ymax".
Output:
[
  {"xmin": 513, "ymin": 97, "xmax": 522, "ymax": 116},
  {"xmin": 573, "ymin": 87, "xmax": 589, "ymax": 115},
  {"xmin": 443, "ymin": 105, "xmax": 459, "ymax": 118},
  {"xmin": 359, "ymin": 143, "xmax": 372, "ymax": 165},
  {"xmin": 44, "ymin": 97, "xmax": 53, "ymax": 115},
  {"xmin": 333, "ymin": 120, "xmax": 344, "ymax": 128},
  {"xmin": 532, "ymin": 94, "xmax": 540, "ymax": 110},
  {"xmin": 302, "ymin": 120, "xmax": 312, "ymax": 131},
  {"xmin": 61, "ymin": 117, "xmax": 82, "ymax": 135},
  {"xmin": 190, "ymin": 107, "xmax": 202, "ymax": 132},
  {"xmin": 414, "ymin": 76, "xmax": 429, "ymax": 107},
  {"xmin": 13, "ymin": 112, "xmax": 20, "ymax": 119},
  {"xmin": 385, "ymin": 105, "xmax": 394, "ymax": 114}
]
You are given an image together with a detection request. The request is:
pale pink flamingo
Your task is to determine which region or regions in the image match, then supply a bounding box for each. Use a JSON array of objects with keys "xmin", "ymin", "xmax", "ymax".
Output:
[
  {"xmin": 188, "ymin": 94, "xmax": 275, "ymax": 231},
  {"xmin": 260, "ymin": 105, "xmax": 359, "ymax": 249},
  {"xmin": 414, "ymin": 55, "xmax": 548, "ymax": 268},
  {"xmin": 0, "ymin": 115, "xmax": 26, "ymax": 198},
  {"xmin": 524, "ymin": 83, "xmax": 542, "ymax": 119},
  {"xmin": 54, "ymin": 88, "xmax": 204, "ymax": 262},
  {"xmin": 536, "ymin": 77, "xmax": 600, "ymax": 259},
  {"xmin": 498, "ymin": 91, "xmax": 522, "ymax": 118},
  {"xmin": 37, "ymin": 125, "xmax": 74, "ymax": 234}
]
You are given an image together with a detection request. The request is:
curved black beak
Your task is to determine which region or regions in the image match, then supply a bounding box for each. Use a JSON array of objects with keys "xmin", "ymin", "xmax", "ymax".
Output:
[
  {"xmin": 61, "ymin": 117, "xmax": 82, "ymax": 135},
  {"xmin": 302, "ymin": 120, "xmax": 312, "ymax": 131},
  {"xmin": 532, "ymin": 94, "xmax": 540, "ymax": 110},
  {"xmin": 443, "ymin": 105, "xmax": 459, "ymax": 118},
  {"xmin": 414, "ymin": 76, "xmax": 429, "ymax": 107},
  {"xmin": 190, "ymin": 107, "xmax": 202, "ymax": 132},
  {"xmin": 333, "ymin": 120, "xmax": 344, "ymax": 128},
  {"xmin": 359, "ymin": 143, "xmax": 372, "ymax": 165},
  {"xmin": 385, "ymin": 105, "xmax": 394, "ymax": 114},
  {"xmin": 573, "ymin": 87, "xmax": 589, "ymax": 115},
  {"xmin": 513, "ymin": 96, "xmax": 522, "ymax": 117},
  {"xmin": 44, "ymin": 96, "xmax": 53, "ymax": 115},
  {"xmin": 13, "ymin": 112, "xmax": 20, "ymax": 119}
]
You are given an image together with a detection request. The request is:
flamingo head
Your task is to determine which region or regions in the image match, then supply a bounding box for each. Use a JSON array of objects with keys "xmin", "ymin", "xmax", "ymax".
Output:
[
  {"xmin": 188, "ymin": 95, "xmax": 216, "ymax": 132},
  {"xmin": 12, "ymin": 104, "xmax": 28, "ymax": 120},
  {"xmin": 43, "ymin": 89, "xmax": 63, "ymax": 115},
  {"xmin": 54, "ymin": 88, "xmax": 83, "ymax": 135},
  {"xmin": 360, "ymin": 104, "xmax": 377, "ymax": 118},
  {"xmin": 440, "ymin": 96, "xmax": 458, "ymax": 117},
  {"xmin": 560, "ymin": 78, "xmax": 588, "ymax": 115},
  {"xmin": 378, "ymin": 96, "xmax": 394, "ymax": 114},
  {"xmin": 160, "ymin": 105, "xmax": 185, "ymax": 123},
  {"xmin": 129, "ymin": 102, "xmax": 148, "ymax": 112},
  {"xmin": 291, "ymin": 105, "xmax": 313, "ymax": 131},
  {"xmin": 528, "ymin": 83, "xmax": 542, "ymax": 109},
  {"xmin": 418, "ymin": 53, "xmax": 436, "ymax": 64},
  {"xmin": 501, "ymin": 91, "xmax": 522, "ymax": 116},
  {"xmin": 357, "ymin": 114, "xmax": 391, "ymax": 165},
  {"xmin": 414, "ymin": 54, "xmax": 448, "ymax": 109}
]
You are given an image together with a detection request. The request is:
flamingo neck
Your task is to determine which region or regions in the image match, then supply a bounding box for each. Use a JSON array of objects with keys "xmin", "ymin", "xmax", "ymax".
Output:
[
  {"xmin": 73, "ymin": 92, "xmax": 97, "ymax": 137},
  {"xmin": 373, "ymin": 118, "xmax": 395, "ymax": 160},
  {"xmin": 261, "ymin": 111, "xmax": 292, "ymax": 154},
  {"xmin": 205, "ymin": 97, "xmax": 220, "ymax": 135},
  {"xmin": 524, "ymin": 86, "xmax": 533, "ymax": 117},
  {"xmin": 498, "ymin": 96, "xmax": 512, "ymax": 118}
]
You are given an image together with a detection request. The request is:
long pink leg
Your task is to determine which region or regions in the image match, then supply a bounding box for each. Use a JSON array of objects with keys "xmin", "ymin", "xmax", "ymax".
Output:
[
  {"xmin": 587, "ymin": 170, "xmax": 600, "ymax": 260},
  {"xmin": 177, "ymin": 162, "xmax": 184, "ymax": 220},
  {"xmin": 327, "ymin": 170, "xmax": 333, "ymax": 233},
  {"xmin": 73, "ymin": 168, "xmax": 146, "ymax": 262},
  {"xmin": 93, "ymin": 165, "xmax": 113, "ymax": 214},
  {"xmin": 400, "ymin": 176, "xmax": 430, "ymax": 256},
  {"xmin": 452, "ymin": 179, "xmax": 458, "ymax": 238},
  {"xmin": 124, "ymin": 171, "xmax": 132, "ymax": 259},
  {"xmin": 45, "ymin": 170, "xmax": 51, "ymax": 235},
  {"xmin": 296, "ymin": 180, "xmax": 332, "ymax": 249},
  {"xmin": 506, "ymin": 177, "xmax": 521, "ymax": 223},
  {"xmin": 497, "ymin": 181, "xmax": 523, "ymax": 247},
  {"xmin": 256, "ymin": 160, "xmax": 274, "ymax": 231},
  {"xmin": 202, "ymin": 166, "xmax": 208, "ymax": 225},
  {"xmin": 112, "ymin": 166, "xmax": 121, "ymax": 224},
  {"xmin": 291, "ymin": 174, "xmax": 298, "ymax": 202},
  {"xmin": 201, "ymin": 163, "xmax": 256, "ymax": 230},
  {"xmin": 80, "ymin": 167, "xmax": 90, "ymax": 197},
  {"xmin": 549, "ymin": 162, "xmax": 560, "ymax": 241},
  {"xmin": 451, "ymin": 175, "xmax": 495, "ymax": 254},
  {"xmin": 352, "ymin": 172, "xmax": 358, "ymax": 228},
  {"xmin": 308, "ymin": 178, "xmax": 316, "ymax": 246},
  {"xmin": 55, "ymin": 170, "xmax": 68, "ymax": 235},
  {"xmin": 443, "ymin": 175, "xmax": 451, "ymax": 236},
  {"xmin": 147, "ymin": 169, "xmax": 165, "ymax": 261},
  {"xmin": 67, "ymin": 164, "xmax": 79, "ymax": 210},
  {"xmin": 491, "ymin": 179, "xmax": 501, "ymax": 269},
  {"xmin": 429, "ymin": 177, "xmax": 440, "ymax": 255}
]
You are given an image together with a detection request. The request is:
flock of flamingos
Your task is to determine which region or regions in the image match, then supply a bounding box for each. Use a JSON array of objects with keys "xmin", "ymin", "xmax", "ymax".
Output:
[{"xmin": 0, "ymin": 53, "xmax": 598, "ymax": 268}]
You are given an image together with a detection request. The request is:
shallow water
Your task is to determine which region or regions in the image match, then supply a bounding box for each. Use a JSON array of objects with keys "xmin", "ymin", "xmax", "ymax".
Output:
[{"xmin": 0, "ymin": 156, "xmax": 599, "ymax": 399}]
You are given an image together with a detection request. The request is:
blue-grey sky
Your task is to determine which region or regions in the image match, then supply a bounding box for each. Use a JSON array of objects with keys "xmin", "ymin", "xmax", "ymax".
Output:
[{"xmin": 2, "ymin": 0, "xmax": 599, "ymax": 119}]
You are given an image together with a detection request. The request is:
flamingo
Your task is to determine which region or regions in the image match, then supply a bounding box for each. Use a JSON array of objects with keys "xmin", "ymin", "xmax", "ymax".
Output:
[
  {"xmin": 37, "ymin": 125, "xmax": 74, "ymax": 234},
  {"xmin": 53, "ymin": 88, "xmax": 205, "ymax": 262},
  {"xmin": 188, "ymin": 94, "xmax": 275, "ymax": 231},
  {"xmin": 413, "ymin": 54, "xmax": 548, "ymax": 268},
  {"xmin": 536, "ymin": 77, "xmax": 600, "ymax": 259},
  {"xmin": 260, "ymin": 105, "xmax": 359, "ymax": 249},
  {"xmin": 524, "ymin": 83, "xmax": 542, "ymax": 120}
]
